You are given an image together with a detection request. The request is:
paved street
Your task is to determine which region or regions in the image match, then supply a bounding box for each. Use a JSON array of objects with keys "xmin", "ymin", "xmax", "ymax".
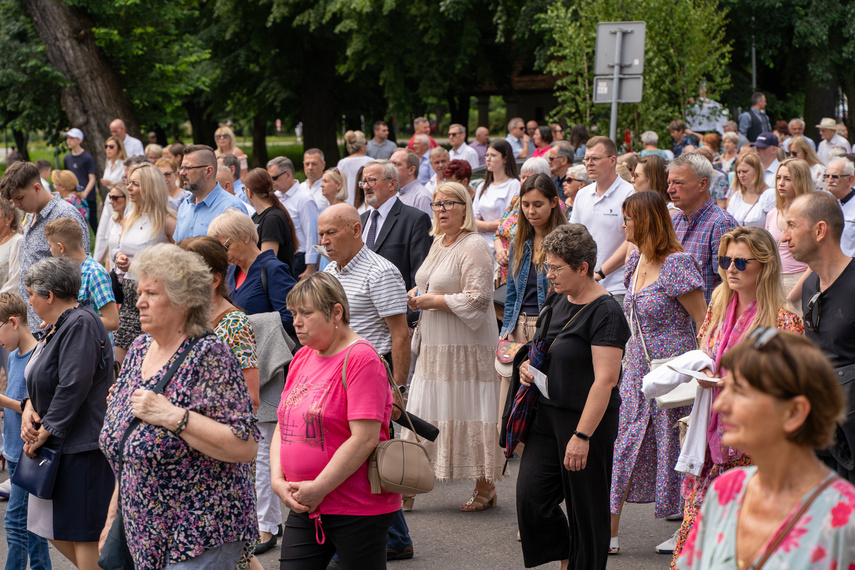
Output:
[{"xmin": 0, "ymin": 459, "xmax": 676, "ymax": 569}]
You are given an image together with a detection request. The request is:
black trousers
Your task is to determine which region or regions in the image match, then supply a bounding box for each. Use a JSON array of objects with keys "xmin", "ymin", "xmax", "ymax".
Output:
[
  {"xmin": 279, "ymin": 510, "xmax": 395, "ymax": 570},
  {"xmin": 516, "ymin": 403, "xmax": 618, "ymax": 570}
]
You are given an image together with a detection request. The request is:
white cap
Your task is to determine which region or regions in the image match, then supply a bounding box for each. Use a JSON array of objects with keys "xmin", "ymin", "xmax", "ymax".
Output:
[{"xmin": 65, "ymin": 128, "xmax": 84, "ymax": 141}]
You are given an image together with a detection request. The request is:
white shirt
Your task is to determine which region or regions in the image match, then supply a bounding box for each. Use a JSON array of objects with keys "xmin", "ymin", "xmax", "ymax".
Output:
[
  {"xmin": 103, "ymin": 159, "xmax": 124, "ymax": 185},
  {"xmin": 569, "ymin": 175, "xmax": 635, "ymax": 295},
  {"xmin": 362, "ymin": 195, "xmax": 399, "ymax": 246},
  {"xmin": 763, "ymin": 158, "xmax": 780, "ymax": 190},
  {"xmin": 324, "ymin": 245, "xmax": 408, "ymax": 355},
  {"xmin": 301, "ymin": 178, "xmax": 328, "ymax": 213},
  {"xmin": 817, "ymin": 134, "xmax": 851, "ymax": 165},
  {"xmin": 122, "ymin": 134, "xmax": 145, "ymax": 159},
  {"xmin": 840, "ymin": 191, "xmax": 855, "ymax": 258},
  {"xmin": 449, "ymin": 142, "xmax": 480, "ymax": 170},
  {"xmin": 397, "ymin": 180, "xmax": 433, "ymax": 217},
  {"xmin": 727, "ymin": 187, "xmax": 776, "ymax": 228},
  {"xmin": 275, "ymin": 180, "xmax": 319, "ymax": 263},
  {"xmin": 474, "ymin": 178, "xmax": 521, "ymax": 249},
  {"xmin": 337, "ymin": 155, "xmax": 373, "ymax": 206}
]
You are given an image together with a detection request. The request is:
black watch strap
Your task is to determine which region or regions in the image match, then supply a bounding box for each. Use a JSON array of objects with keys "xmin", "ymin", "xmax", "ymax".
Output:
[{"xmin": 573, "ymin": 430, "xmax": 591, "ymax": 441}]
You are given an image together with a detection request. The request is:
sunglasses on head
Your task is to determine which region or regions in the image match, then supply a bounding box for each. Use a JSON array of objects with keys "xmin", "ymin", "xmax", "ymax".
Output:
[
  {"xmin": 747, "ymin": 327, "xmax": 799, "ymax": 378},
  {"xmin": 718, "ymin": 256, "xmax": 757, "ymax": 271}
]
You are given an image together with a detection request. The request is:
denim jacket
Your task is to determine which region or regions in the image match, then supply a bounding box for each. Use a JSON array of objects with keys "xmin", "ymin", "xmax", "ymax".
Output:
[{"xmin": 500, "ymin": 238, "xmax": 550, "ymax": 337}]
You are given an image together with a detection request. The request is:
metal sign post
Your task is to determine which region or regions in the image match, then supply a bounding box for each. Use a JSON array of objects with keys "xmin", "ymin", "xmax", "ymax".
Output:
[{"xmin": 593, "ymin": 21, "xmax": 646, "ymax": 143}]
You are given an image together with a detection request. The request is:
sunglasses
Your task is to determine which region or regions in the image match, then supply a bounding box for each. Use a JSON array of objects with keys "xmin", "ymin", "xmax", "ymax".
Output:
[
  {"xmin": 718, "ymin": 256, "xmax": 757, "ymax": 271},
  {"xmin": 107, "ymin": 194, "xmax": 125, "ymax": 202},
  {"xmin": 804, "ymin": 291, "xmax": 821, "ymax": 332},
  {"xmin": 105, "ymin": 144, "xmax": 116, "ymax": 150},
  {"xmin": 747, "ymin": 327, "xmax": 799, "ymax": 378},
  {"xmin": 787, "ymin": 151, "xmax": 799, "ymax": 157}
]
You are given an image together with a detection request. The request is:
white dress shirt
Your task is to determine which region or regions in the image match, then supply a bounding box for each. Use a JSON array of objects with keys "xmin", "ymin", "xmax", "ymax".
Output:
[
  {"xmin": 449, "ymin": 142, "xmax": 480, "ymax": 170},
  {"xmin": 123, "ymin": 134, "xmax": 145, "ymax": 159},
  {"xmin": 275, "ymin": 181, "xmax": 319, "ymax": 264},
  {"xmin": 301, "ymin": 178, "xmax": 329, "ymax": 213},
  {"xmin": 362, "ymin": 195, "xmax": 399, "ymax": 246}
]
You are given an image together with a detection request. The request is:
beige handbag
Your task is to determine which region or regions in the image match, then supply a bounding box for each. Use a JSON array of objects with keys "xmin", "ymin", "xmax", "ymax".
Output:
[{"xmin": 341, "ymin": 341, "xmax": 435, "ymax": 495}]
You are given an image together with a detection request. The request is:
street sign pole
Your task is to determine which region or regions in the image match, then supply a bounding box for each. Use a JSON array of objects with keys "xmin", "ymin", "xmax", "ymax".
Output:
[{"xmin": 608, "ymin": 29, "xmax": 625, "ymax": 143}]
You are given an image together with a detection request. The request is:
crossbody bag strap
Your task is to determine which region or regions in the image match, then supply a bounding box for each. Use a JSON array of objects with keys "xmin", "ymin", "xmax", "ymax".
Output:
[
  {"xmin": 260, "ymin": 259, "xmax": 272, "ymax": 311},
  {"xmin": 755, "ymin": 474, "xmax": 840, "ymax": 569},
  {"xmin": 340, "ymin": 340, "xmax": 423, "ymax": 444}
]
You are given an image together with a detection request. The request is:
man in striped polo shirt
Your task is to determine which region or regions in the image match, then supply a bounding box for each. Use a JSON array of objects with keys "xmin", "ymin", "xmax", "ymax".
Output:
[{"xmin": 320, "ymin": 202, "xmax": 415, "ymax": 561}]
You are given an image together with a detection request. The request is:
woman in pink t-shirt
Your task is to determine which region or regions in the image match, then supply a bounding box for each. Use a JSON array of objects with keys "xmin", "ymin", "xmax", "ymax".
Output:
[{"xmin": 271, "ymin": 272, "xmax": 400, "ymax": 568}]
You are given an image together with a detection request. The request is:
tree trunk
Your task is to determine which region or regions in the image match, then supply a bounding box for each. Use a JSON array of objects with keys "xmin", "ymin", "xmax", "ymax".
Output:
[
  {"xmin": 447, "ymin": 91, "xmax": 470, "ymax": 137},
  {"xmin": 12, "ymin": 130, "xmax": 29, "ymax": 161},
  {"xmin": 252, "ymin": 112, "xmax": 269, "ymax": 168},
  {"xmin": 21, "ymin": 0, "xmax": 139, "ymax": 179},
  {"xmin": 185, "ymin": 98, "xmax": 218, "ymax": 147},
  {"xmin": 301, "ymin": 45, "xmax": 340, "ymax": 164}
]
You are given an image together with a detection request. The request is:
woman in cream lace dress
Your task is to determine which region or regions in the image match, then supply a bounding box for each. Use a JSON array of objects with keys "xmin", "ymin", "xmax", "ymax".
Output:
[{"xmin": 405, "ymin": 181, "xmax": 504, "ymax": 512}]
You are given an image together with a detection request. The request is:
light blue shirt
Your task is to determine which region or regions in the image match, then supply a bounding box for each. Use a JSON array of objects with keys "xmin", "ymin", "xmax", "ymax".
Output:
[
  {"xmin": 173, "ymin": 183, "xmax": 247, "ymax": 242},
  {"xmin": 506, "ymin": 134, "xmax": 523, "ymax": 158},
  {"xmin": 417, "ymin": 152, "xmax": 434, "ymax": 186}
]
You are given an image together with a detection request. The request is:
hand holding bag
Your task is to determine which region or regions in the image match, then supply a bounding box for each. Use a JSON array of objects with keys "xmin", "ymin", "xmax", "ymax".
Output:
[
  {"xmin": 10, "ymin": 443, "xmax": 61, "ymax": 500},
  {"xmin": 341, "ymin": 341, "xmax": 435, "ymax": 495}
]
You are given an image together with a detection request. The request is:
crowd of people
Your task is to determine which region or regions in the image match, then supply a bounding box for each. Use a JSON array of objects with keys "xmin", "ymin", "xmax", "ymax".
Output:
[{"xmin": 0, "ymin": 101, "xmax": 855, "ymax": 570}]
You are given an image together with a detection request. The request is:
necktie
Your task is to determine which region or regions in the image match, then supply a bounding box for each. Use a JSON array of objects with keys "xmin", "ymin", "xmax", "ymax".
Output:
[{"xmin": 366, "ymin": 210, "xmax": 380, "ymax": 249}]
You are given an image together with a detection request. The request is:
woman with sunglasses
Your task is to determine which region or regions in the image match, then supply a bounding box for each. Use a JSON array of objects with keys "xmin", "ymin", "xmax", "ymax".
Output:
[
  {"xmin": 675, "ymin": 330, "xmax": 855, "ymax": 570},
  {"xmin": 214, "ymin": 125, "xmax": 248, "ymax": 175},
  {"xmin": 562, "ymin": 164, "xmax": 590, "ymax": 212},
  {"xmin": 404, "ymin": 182, "xmax": 504, "ymax": 511},
  {"xmin": 765, "ymin": 159, "xmax": 814, "ymax": 311},
  {"xmin": 101, "ymin": 135, "xmax": 126, "ymax": 188},
  {"xmin": 787, "ymin": 135, "xmax": 827, "ymax": 192},
  {"xmin": 669, "ymin": 226, "xmax": 803, "ymax": 566},
  {"xmin": 103, "ymin": 183, "xmax": 130, "ymax": 270},
  {"xmin": 727, "ymin": 153, "xmax": 776, "ymax": 228},
  {"xmin": 609, "ymin": 191, "xmax": 706, "ymax": 555}
]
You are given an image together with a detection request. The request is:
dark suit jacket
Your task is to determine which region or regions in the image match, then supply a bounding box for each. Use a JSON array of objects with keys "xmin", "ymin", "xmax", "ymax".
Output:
[{"xmin": 362, "ymin": 197, "xmax": 432, "ymax": 324}]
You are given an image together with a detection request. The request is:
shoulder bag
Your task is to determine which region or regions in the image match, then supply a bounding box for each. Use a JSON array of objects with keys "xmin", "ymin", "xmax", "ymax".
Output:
[
  {"xmin": 341, "ymin": 341, "xmax": 435, "ymax": 495},
  {"xmin": 98, "ymin": 334, "xmax": 207, "ymax": 570},
  {"xmin": 10, "ymin": 441, "xmax": 62, "ymax": 500}
]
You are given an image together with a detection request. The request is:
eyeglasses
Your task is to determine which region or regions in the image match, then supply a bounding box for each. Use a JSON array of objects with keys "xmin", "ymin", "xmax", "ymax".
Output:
[
  {"xmin": 582, "ymin": 156, "xmax": 609, "ymax": 164},
  {"xmin": 544, "ymin": 263, "xmax": 569, "ymax": 275},
  {"xmin": 271, "ymin": 171, "xmax": 289, "ymax": 181},
  {"xmin": 161, "ymin": 171, "xmax": 175, "ymax": 177},
  {"xmin": 108, "ymin": 194, "xmax": 125, "ymax": 202},
  {"xmin": 179, "ymin": 165, "xmax": 207, "ymax": 173},
  {"xmin": 359, "ymin": 177, "xmax": 392, "ymax": 189},
  {"xmin": 718, "ymin": 256, "xmax": 757, "ymax": 271},
  {"xmin": 215, "ymin": 134, "xmax": 230, "ymax": 140},
  {"xmin": 787, "ymin": 151, "xmax": 799, "ymax": 157},
  {"xmin": 748, "ymin": 327, "xmax": 799, "ymax": 378},
  {"xmin": 622, "ymin": 216, "xmax": 632, "ymax": 223},
  {"xmin": 448, "ymin": 131, "xmax": 462, "ymax": 137},
  {"xmin": 429, "ymin": 200, "xmax": 465, "ymax": 212},
  {"xmin": 804, "ymin": 291, "xmax": 821, "ymax": 332},
  {"xmin": 547, "ymin": 155, "xmax": 567, "ymax": 163},
  {"xmin": 823, "ymin": 174, "xmax": 846, "ymax": 180},
  {"xmin": 221, "ymin": 237, "xmax": 232, "ymax": 251},
  {"xmin": 105, "ymin": 144, "xmax": 116, "ymax": 150},
  {"xmin": 0, "ymin": 320, "xmax": 8, "ymax": 330}
]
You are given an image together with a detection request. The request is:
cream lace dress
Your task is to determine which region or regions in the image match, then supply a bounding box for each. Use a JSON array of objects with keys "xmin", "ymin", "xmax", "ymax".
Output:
[{"xmin": 403, "ymin": 233, "xmax": 504, "ymax": 481}]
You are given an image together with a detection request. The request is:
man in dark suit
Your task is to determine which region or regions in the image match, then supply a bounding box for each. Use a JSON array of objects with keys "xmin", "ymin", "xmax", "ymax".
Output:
[{"xmin": 360, "ymin": 160, "xmax": 432, "ymax": 299}]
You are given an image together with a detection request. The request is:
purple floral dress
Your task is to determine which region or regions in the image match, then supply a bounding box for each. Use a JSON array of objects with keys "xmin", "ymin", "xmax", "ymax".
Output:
[
  {"xmin": 610, "ymin": 251, "xmax": 703, "ymax": 518},
  {"xmin": 99, "ymin": 334, "xmax": 260, "ymax": 570}
]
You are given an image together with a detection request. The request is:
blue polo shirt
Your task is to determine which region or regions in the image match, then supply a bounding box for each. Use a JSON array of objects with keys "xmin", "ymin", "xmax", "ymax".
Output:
[{"xmin": 173, "ymin": 183, "xmax": 247, "ymax": 242}]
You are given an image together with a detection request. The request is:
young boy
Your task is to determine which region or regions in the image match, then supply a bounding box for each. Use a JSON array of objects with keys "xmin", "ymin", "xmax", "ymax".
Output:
[
  {"xmin": 35, "ymin": 159, "xmax": 52, "ymax": 192},
  {"xmin": 0, "ymin": 292, "xmax": 51, "ymax": 568},
  {"xmin": 44, "ymin": 217, "xmax": 118, "ymax": 332}
]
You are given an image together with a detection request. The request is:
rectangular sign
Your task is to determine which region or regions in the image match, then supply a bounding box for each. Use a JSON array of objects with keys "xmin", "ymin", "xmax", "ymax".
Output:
[{"xmin": 592, "ymin": 76, "xmax": 644, "ymax": 104}]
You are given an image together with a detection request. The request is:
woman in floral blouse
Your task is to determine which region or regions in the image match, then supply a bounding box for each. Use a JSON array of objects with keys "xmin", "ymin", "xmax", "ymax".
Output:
[
  {"xmin": 99, "ymin": 243, "xmax": 259, "ymax": 570},
  {"xmin": 675, "ymin": 330, "xmax": 855, "ymax": 569}
]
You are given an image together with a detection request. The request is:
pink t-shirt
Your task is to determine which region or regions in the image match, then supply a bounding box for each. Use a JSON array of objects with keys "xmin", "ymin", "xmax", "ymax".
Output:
[
  {"xmin": 765, "ymin": 208, "xmax": 809, "ymax": 275},
  {"xmin": 277, "ymin": 341, "xmax": 400, "ymax": 516}
]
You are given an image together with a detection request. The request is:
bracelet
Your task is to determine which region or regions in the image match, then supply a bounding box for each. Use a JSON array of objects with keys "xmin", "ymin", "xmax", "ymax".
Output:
[
  {"xmin": 172, "ymin": 408, "xmax": 190, "ymax": 436},
  {"xmin": 573, "ymin": 430, "xmax": 591, "ymax": 441},
  {"xmin": 20, "ymin": 397, "xmax": 29, "ymax": 412},
  {"xmin": 595, "ymin": 268, "xmax": 606, "ymax": 280}
]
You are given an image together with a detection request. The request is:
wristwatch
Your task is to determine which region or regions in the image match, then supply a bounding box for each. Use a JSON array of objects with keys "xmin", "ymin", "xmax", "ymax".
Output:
[
  {"xmin": 595, "ymin": 267, "xmax": 606, "ymax": 280},
  {"xmin": 397, "ymin": 384, "xmax": 408, "ymax": 395},
  {"xmin": 573, "ymin": 430, "xmax": 591, "ymax": 441}
]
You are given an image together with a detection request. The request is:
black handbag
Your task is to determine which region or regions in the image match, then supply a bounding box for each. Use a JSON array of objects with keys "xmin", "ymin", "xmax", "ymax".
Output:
[
  {"xmin": 110, "ymin": 270, "xmax": 124, "ymax": 305},
  {"xmin": 98, "ymin": 334, "xmax": 206, "ymax": 570},
  {"xmin": 10, "ymin": 444, "xmax": 62, "ymax": 499}
]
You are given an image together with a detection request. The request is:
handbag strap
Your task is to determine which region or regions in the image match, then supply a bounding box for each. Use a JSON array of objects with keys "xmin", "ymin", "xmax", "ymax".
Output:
[
  {"xmin": 116, "ymin": 334, "xmax": 209, "ymax": 478},
  {"xmin": 754, "ymin": 473, "xmax": 839, "ymax": 569},
  {"xmin": 340, "ymin": 340, "xmax": 423, "ymax": 444}
]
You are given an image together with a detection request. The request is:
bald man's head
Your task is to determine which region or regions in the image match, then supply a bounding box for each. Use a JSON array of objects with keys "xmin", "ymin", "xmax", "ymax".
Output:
[
  {"xmin": 110, "ymin": 119, "xmax": 127, "ymax": 138},
  {"xmin": 318, "ymin": 203, "xmax": 363, "ymax": 266}
]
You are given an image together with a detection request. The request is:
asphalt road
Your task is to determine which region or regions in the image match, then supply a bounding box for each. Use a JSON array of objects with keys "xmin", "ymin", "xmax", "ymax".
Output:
[{"xmin": 0, "ymin": 460, "xmax": 676, "ymax": 569}]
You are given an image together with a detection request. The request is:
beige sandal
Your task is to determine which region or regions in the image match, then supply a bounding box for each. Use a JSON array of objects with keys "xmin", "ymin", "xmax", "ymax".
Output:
[
  {"xmin": 459, "ymin": 488, "xmax": 497, "ymax": 512},
  {"xmin": 402, "ymin": 495, "xmax": 415, "ymax": 511}
]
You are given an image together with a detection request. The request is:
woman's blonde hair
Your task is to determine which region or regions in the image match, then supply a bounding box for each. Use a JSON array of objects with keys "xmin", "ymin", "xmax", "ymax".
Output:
[
  {"xmin": 702, "ymin": 227, "xmax": 786, "ymax": 346},
  {"xmin": 123, "ymin": 163, "xmax": 176, "ymax": 238},
  {"xmin": 732, "ymin": 153, "xmax": 766, "ymax": 196},
  {"xmin": 324, "ymin": 168, "xmax": 349, "ymax": 203},
  {"xmin": 215, "ymin": 125, "xmax": 237, "ymax": 152},
  {"xmin": 286, "ymin": 271, "xmax": 350, "ymax": 325},
  {"xmin": 774, "ymin": 159, "xmax": 814, "ymax": 210},
  {"xmin": 788, "ymin": 136, "xmax": 822, "ymax": 167},
  {"xmin": 110, "ymin": 182, "xmax": 131, "ymax": 222},
  {"xmin": 106, "ymin": 135, "xmax": 127, "ymax": 162},
  {"xmin": 129, "ymin": 243, "xmax": 213, "ymax": 338},
  {"xmin": 430, "ymin": 182, "xmax": 477, "ymax": 236},
  {"xmin": 208, "ymin": 208, "xmax": 259, "ymax": 243},
  {"xmin": 344, "ymin": 130, "xmax": 367, "ymax": 155},
  {"xmin": 51, "ymin": 169, "xmax": 78, "ymax": 192}
]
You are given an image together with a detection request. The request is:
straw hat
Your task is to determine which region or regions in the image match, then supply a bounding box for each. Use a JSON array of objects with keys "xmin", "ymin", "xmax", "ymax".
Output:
[{"xmin": 816, "ymin": 118, "xmax": 837, "ymax": 130}]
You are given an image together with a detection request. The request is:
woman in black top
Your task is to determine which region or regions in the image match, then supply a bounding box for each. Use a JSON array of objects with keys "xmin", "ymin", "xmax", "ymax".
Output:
[
  {"xmin": 515, "ymin": 224, "xmax": 630, "ymax": 570},
  {"xmin": 243, "ymin": 168, "xmax": 298, "ymax": 274}
]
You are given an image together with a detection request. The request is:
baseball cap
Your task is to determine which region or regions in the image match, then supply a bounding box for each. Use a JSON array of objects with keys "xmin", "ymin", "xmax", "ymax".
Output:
[
  {"xmin": 753, "ymin": 132, "xmax": 778, "ymax": 149},
  {"xmin": 65, "ymin": 128, "xmax": 84, "ymax": 141}
]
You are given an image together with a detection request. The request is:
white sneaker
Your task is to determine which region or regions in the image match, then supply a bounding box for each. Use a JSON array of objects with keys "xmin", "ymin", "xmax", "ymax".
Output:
[
  {"xmin": 664, "ymin": 512, "xmax": 684, "ymax": 522},
  {"xmin": 655, "ymin": 529, "xmax": 680, "ymax": 554},
  {"xmin": 0, "ymin": 478, "xmax": 11, "ymax": 500}
]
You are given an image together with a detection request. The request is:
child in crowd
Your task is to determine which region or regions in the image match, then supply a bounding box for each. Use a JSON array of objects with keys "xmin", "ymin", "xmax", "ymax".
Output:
[
  {"xmin": 0, "ymin": 292, "xmax": 52, "ymax": 568},
  {"xmin": 44, "ymin": 217, "xmax": 118, "ymax": 333},
  {"xmin": 35, "ymin": 160, "xmax": 52, "ymax": 191}
]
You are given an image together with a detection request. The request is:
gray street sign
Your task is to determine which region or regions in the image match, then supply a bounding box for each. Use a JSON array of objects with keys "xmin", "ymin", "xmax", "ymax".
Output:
[
  {"xmin": 594, "ymin": 21, "xmax": 646, "ymax": 76},
  {"xmin": 593, "ymin": 76, "xmax": 644, "ymax": 104}
]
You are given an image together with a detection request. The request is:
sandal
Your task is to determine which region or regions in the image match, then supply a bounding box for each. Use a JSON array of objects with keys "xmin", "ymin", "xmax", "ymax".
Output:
[
  {"xmin": 402, "ymin": 495, "xmax": 415, "ymax": 511},
  {"xmin": 459, "ymin": 488, "xmax": 497, "ymax": 512}
]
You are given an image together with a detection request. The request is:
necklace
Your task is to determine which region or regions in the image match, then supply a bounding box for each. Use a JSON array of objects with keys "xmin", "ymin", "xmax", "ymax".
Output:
[
  {"xmin": 442, "ymin": 229, "xmax": 464, "ymax": 247},
  {"xmin": 0, "ymin": 224, "xmax": 14, "ymax": 247}
]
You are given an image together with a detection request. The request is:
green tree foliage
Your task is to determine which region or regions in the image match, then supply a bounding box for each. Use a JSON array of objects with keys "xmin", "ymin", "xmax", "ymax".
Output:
[{"xmin": 541, "ymin": 0, "xmax": 731, "ymax": 142}]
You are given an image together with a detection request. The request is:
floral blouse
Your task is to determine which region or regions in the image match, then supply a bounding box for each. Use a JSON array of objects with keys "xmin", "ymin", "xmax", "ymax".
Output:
[
  {"xmin": 99, "ymin": 334, "xmax": 260, "ymax": 570},
  {"xmin": 493, "ymin": 195, "xmax": 567, "ymax": 284},
  {"xmin": 675, "ymin": 467, "xmax": 855, "ymax": 569},
  {"xmin": 215, "ymin": 310, "xmax": 258, "ymax": 370}
]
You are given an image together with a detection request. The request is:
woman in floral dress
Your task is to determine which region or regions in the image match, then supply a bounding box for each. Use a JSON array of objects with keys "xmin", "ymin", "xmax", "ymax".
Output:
[{"xmin": 609, "ymin": 192, "xmax": 707, "ymax": 555}]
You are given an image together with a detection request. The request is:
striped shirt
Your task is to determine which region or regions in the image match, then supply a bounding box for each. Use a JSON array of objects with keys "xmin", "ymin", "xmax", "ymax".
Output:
[{"xmin": 324, "ymin": 245, "xmax": 408, "ymax": 355}]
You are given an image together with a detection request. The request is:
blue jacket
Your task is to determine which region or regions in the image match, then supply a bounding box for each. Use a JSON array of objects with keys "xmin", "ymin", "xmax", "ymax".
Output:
[
  {"xmin": 500, "ymin": 238, "xmax": 550, "ymax": 337},
  {"xmin": 227, "ymin": 249, "xmax": 296, "ymax": 336}
]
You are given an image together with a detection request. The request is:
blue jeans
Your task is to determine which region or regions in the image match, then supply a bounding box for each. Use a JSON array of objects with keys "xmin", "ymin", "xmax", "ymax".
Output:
[
  {"xmin": 4, "ymin": 460, "xmax": 52, "ymax": 570},
  {"xmin": 386, "ymin": 508, "xmax": 412, "ymax": 550}
]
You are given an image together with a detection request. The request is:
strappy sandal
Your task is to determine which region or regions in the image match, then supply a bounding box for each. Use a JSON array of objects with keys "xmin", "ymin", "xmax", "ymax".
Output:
[
  {"xmin": 459, "ymin": 488, "xmax": 497, "ymax": 512},
  {"xmin": 402, "ymin": 495, "xmax": 415, "ymax": 511}
]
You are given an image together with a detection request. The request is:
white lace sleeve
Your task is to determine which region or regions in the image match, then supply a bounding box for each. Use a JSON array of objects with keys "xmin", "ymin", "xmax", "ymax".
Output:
[{"xmin": 444, "ymin": 236, "xmax": 495, "ymax": 330}]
